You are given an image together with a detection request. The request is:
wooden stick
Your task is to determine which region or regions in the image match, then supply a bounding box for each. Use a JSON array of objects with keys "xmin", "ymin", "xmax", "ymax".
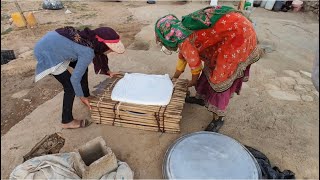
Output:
[
  {"xmin": 90, "ymin": 104, "xmax": 183, "ymax": 115},
  {"xmin": 90, "ymin": 109, "xmax": 182, "ymax": 119},
  {"xmin": 90, "ymin": 112, "xmax": 181, "ymax": 124},
  {"xmin": 91, "ymin": 117, "xmax": 180, "ymax": 133},
  {"xmin": 91, "ymin": 116, "xmax": 180, "ymax": 129},
  {"xmin": 238, "ymin": 0, "xmax": 246, "ymax": 10},
  {"xmin": 90, "ymin": 103, "xmax": 184, "ymax": 113}
]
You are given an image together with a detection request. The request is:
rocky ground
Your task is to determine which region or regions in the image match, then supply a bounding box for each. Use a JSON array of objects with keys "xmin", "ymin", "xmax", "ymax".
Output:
[{"xmin": 1, "ymin": 1, "xmax": 319, "ymax": 179}]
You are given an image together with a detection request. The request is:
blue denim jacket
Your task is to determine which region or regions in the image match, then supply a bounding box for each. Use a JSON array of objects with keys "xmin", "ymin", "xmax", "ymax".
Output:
[{"xmin": 34, "ymin": 31, "xmax": 94, "ymax": 97}]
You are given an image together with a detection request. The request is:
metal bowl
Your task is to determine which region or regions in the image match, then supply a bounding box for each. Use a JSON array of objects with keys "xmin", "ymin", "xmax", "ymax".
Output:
[{"xmin": 163, "ymin": 131, "xmax": 262, "ymax": 179}]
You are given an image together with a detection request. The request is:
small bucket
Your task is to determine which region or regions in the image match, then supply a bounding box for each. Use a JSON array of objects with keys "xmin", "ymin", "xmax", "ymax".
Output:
[
  {"xmin": 25, "ymin": 12, "xmax": 37, "ymax": 27},
  {"xmin": 11, "ymin": 12, "xmax": 27, "ymax": 28},
  {"xmin": 292, "ymin": 0, "xmax": 303, "ymax": 12}
]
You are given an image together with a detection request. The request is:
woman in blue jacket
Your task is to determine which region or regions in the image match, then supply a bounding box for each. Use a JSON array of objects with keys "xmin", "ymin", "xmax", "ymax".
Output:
[{"xmin": 34, "ymin": 26, "xmax": 125, "ymax": 129}]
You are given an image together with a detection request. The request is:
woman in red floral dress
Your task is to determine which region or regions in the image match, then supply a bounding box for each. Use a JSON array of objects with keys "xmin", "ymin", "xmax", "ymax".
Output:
[{"xmin": 155, "ymin": 6, "xmax": 262, "ymax": 132}]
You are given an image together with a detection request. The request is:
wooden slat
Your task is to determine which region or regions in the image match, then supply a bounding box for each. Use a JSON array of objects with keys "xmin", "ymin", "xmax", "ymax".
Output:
[{"xmin": 89, "ymin": 74, "xmax": 188, "ymax": 133}]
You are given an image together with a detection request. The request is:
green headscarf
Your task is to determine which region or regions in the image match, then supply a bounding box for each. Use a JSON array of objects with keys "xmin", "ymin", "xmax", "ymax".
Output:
[
  {"xmin": 181, "ymin": 6, "xmax": 237, "ymax": 30},
  {"xmin": 155, "ymin": 14, "xmax": 193, "ymax": 51},
  {"xmin": 154, "ymin": 6, "xmax": 244, "ymax": 51}
]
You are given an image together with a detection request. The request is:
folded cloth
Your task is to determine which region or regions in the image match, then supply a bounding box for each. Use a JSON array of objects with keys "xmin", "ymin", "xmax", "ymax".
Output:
[{"xmin": 111, "ymin": 73, "xmax": 173, "ymax": 106}]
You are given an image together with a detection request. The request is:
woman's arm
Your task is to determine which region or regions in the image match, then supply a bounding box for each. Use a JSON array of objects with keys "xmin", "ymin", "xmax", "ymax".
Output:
[
  {"xmin": 173, "ymin": 56, "xmax": 187, "ymax": 79},
  {"xmin": 188, "ymin": 73, "xmax": 200, "ymax": 87},
  {"xmin": 71, "ymin": 47, "xmax": 94, "ymax": 97},
  {"xmin": 179, "ymin": 40, "xmax": 203, "ymax": 87}
]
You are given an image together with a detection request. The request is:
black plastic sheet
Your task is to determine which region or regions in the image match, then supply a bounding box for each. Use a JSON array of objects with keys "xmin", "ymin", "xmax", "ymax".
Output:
[
  {"xmin": 1, "ymin": 50, "xmax": 16, "ymax": 65},
  {"xmin": 245, "ymin": 145, "xmax": 295, "ymax": 179}
]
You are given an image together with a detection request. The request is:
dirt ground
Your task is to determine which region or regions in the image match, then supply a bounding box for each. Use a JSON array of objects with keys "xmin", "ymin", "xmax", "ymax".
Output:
[{"xmin": 1, "ymin": 1, "xmax": 319, "ymax": 179}]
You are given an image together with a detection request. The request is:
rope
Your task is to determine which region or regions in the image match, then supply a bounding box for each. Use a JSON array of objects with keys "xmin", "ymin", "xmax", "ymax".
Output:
[
  {"xmin": 97, "ymin": 96, "xmax": 103, "ymax": 124},
  {"xmin": 113, "ymin": 102, "xmax": 120, "ymax": 126},
  {"xmin": 162, "ymin": 105, "xmax": 168, "ymax": 133},
  {"xmin": 96, "ymin": 90, "xmax": 108, "ymax": 124},
  {"xmin": 154, "ymin": 106, "xmax": 162, "ymax": 132},
  {"xmin": 96, "ymin": 77, "xmax": 121, "ymax": 124},
  {"xmin": 116, "ymin": 102, "xmax": 122, "ymax": 122}
]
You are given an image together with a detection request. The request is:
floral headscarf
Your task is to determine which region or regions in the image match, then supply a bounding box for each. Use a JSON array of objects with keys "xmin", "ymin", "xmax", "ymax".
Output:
[
  {"xmin": 181, "ymin": 6, "xmax": 237, "ymax": 30},
  {"xmin": 155, "ymin": 14, "xmax": 193, "ymax": 51},
  {"xmin": 155, "ymin": 7, "xmax": 241, "ymax": 51}
]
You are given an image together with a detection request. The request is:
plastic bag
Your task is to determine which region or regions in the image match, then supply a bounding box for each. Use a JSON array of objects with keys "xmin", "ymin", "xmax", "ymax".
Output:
[
  {"xmin": 42, "ymin": 0, "xmax": 64, "ymax": 10},
  {"xmin": 245, "ymin": 145, "xmax": 295, "ymax": 179},
  {"xmin": 100, "ymin": 161, "xmax": 134, "ymax": 180}
]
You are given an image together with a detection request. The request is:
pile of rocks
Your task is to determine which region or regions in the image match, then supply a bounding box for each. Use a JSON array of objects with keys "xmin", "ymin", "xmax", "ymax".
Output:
[{"xmin": 303, "ymin": 1, "xmax": 319, "ymax": 18}]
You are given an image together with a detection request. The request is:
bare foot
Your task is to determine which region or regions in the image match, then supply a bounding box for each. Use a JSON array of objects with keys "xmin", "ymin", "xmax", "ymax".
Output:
[{"xmin": 61, "ymin": 119, "xmax": 81, "ymax": 129}]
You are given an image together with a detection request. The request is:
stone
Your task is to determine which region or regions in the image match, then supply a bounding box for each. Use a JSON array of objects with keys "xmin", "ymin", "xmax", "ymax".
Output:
[
  {"xmin": 273, "ymin": 79, "xmax": 282, "ymax": 88},
  {"xmin": 264, "ymin": 83, "xmax": 281, "ymax": 90},
  {"xmin": 299, "ymin": 70, "xmax": 312, "ymax": 78},
  {"xmin": 259, "ymin": 40, "xmax": 276, "ymax": 53},
  {"xmin": 74, "ymin": 136, "xmax": 118, "ymax": 179},
  {"xmin": 242, "ymin": 83, "xmax": 250, "ymax": 89},
  {"xmin": 18, "ymin": 50, "xmax": 33, "ymax": 59},
  {"xmin": 276, "ymin": 77, "xmax": 296, "ymax": 86},
  {"xmin": 293, "ymin": 85, "xmax": 307, "ymax": 92},
  {"xmin": 65, "ymin": 9, "xmax": 72, "ymax": 14},
  {"xmin": 275, "ymin": 77, "xmax": 296, "ymax": 90},
  {"xmin": 296, "ymin": 77, "xmax": 313, "ymax": 85},
  {"xmin": 303, "ymin": 85, "xmax": 313, "ymax": 92},
  {"xmin": 17, "ymin": 47, "xmax": 31, "ymax": 56},
  {"xmin": 301, "ymin": 95, "xmax": 314, "ymax": 102},
  {"xmin": 304, "ymin": 1, "xmax": 319, "ymax": 16},
  {"xmin": 267, "ymin": 90, "xmax": 301, "ymax": 101},
  {"xmin": 23, "ymin": 99, "xmax": 32, "ymax": 103},
  {"xmin": 11, "ymin": 89, "xmax": 30, "ymax": 98},
  {"xmin": 283, "ymin": 70, "xmax": 301, "ymax": 78}
]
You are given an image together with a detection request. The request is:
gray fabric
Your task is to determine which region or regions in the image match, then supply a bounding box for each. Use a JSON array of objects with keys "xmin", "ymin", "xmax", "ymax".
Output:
[
  {"xmin": 10, "ymin": 153, "xmax": 134, "ymax": 180},
  {"xmin": 34, "ymin": 31, "xmax": 94, "ymax": 97},
  {"xmin": 312, "ymin": 42, "xmax": 319, "ymax": 92},
  {"xmin": 100, "ymin": 161, "xmax": 134, "ymax": 180},
  {"xmin": 9, "ymin": 153, "xmax": 80, "ymax": 179}
]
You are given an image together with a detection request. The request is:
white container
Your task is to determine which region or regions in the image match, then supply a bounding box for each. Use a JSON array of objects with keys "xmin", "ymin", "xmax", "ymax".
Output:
[
  {"xmin": 260, "ymin": 0, "xmax": 267, "ymax": 7},
  {"xmin": 292, "ymin": 0, "xmax": 303, "ymax": 12},
  {"xmin": 246, "ymin": 0, "xmax": 254, "ymax": 7},
  {"xmin": 210, "ymin": 0, "xmax": 218, "ymax": 6},
  {"xmin": 265, "ymin": 0, "xmax": 276, "ymax": 10}
]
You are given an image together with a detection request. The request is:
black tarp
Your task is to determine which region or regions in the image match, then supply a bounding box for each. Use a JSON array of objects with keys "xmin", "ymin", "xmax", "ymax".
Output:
[{"xmin": 245, "ymin": 145, "xmax": 295, "ymax": 179}]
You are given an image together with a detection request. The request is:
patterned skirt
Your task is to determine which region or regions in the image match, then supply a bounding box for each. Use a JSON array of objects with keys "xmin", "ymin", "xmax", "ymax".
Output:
[{"xmin": 195, "ymin": 65, "xmax": 251, "ymax": 117}]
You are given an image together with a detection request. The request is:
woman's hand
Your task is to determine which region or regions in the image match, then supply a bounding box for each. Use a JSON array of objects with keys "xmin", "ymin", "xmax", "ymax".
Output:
[
  {"xmin": 80, "ymin": 97, "xmax": 91, "ymax": 110},
  {"xmin": 107, "ymin": 71, "xmax": 121, "ymax": 78},
  {"xmin": 172, "ymin": 70, "xmax": 183, "ymax": 80},
  {"xmin": 187, "ymin": 79, "xmax": 197, "ymax": 87},
  {"xmin": 187, "ymin": 73, "xmax": 200, "ymax": 87}
]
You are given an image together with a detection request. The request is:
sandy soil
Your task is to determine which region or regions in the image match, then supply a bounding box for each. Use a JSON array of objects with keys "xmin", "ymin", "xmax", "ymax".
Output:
[
  {"xmin": 1, "ymin": 1, "xmax": 319, "ymax": 179},
  {"xmin": 1, "ymin": 1, "xmax": 144, "ymax": 135}
]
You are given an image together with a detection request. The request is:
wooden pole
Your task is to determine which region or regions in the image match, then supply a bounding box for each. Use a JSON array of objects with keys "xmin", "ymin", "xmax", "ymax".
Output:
[{"xmin": 238, "ymin": 0, "xmax": 246, "ymax": 10}]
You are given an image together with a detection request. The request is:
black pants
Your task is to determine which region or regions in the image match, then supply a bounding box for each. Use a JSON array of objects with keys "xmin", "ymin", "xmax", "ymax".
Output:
[{"xmin": 53, "ymin": 61, "xmax": 90, "ymax": 124}]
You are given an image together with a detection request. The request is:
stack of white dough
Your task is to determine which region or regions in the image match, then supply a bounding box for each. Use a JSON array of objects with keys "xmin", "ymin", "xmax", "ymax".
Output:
[{"xmin": 111, "ymin": 73, "xmax": 174, "ymax": 106}]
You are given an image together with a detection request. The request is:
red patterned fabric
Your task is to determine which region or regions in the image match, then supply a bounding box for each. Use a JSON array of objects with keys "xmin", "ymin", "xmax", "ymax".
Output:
[{"xmin": 178, "ymin": 12, "xmax": 257, "ymax": 84}]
